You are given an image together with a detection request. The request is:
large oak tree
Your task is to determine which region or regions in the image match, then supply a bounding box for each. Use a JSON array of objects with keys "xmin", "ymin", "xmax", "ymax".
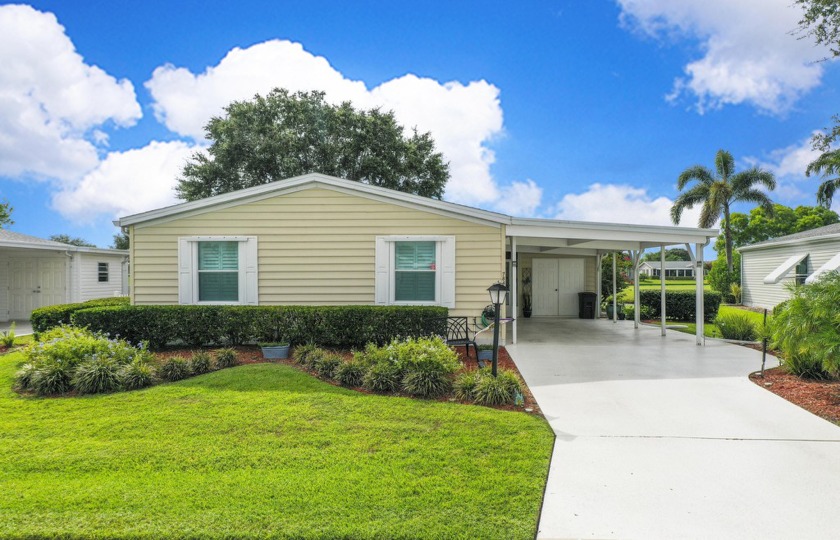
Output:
[{"xmin": 177, "ymin": 89, "xmax": 449, "ymax": 201}]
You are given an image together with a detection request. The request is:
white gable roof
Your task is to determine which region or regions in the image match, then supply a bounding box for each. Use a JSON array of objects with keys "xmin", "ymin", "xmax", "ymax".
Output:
[{"xmin": 0, "ymin": 229, "xmax": 127, "ymax": 255}]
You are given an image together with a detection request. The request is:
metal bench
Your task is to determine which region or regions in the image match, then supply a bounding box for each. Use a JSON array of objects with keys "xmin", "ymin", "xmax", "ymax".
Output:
[{"xmin": 424, "ymin": 316, "xmax": 478, "ymax": 359}]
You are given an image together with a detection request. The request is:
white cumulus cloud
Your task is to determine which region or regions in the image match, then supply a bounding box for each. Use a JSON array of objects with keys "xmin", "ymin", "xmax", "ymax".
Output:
[
  {"xmin": 746, "ymin": 136, "xmax": 820, "ymax": 180},
  {"xmin": 0, "ymin": 4, "xmax": 141, "ymax": 182},
  {"xmin": 617, "ymin": 0, "xmax": 830, "ymax": 115},
  {"xmin": 494, "ymin": 179, "xmax": 543, "ymax": 217},
  {"xmin": 145, "ymin": 39, "xmax": 504, "ymax": 205},
  {"xmin": 554, "ymin": 183, "xmax": 704, "ymax": 227},
  {"xmin": 52, "ymin": 141, "xmax": 197, "ymax": 223}
]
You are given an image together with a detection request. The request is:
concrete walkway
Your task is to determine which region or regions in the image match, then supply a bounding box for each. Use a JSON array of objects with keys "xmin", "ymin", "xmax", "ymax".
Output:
[{"xmin": 508, "ymin": 318, "xmax": 840, "ymax": 540}]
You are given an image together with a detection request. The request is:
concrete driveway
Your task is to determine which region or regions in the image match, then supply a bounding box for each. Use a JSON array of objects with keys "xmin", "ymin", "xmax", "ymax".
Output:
[{"xmin": 507, "ymin": 318, "xmax": 840, "ymax": 539}]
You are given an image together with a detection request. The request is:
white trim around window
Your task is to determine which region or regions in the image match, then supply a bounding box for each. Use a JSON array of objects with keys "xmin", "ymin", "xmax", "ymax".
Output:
[
  {"xmin": 374, "ymin": 235, "xmax": 455, "ymax": 308},
  {"xmin": 178, "ymin": 236, "xmax": 258, "ymax": 305}
]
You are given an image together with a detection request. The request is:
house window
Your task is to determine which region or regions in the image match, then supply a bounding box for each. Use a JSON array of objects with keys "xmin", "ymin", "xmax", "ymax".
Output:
[
  {"xmin": 178, "ymin": 236, "xmax": 258, "ymax": 305},
  {"xmin": 198, "ymin": 241, "xmax": 239, "ymax": 301},
  {"xmin": 98, "ymin": 262, "xmax": 109, "ymax": 282},
  {"xmin": 395, "ymin": 241, "xmax": 436, "ymax": 302},
  {"xmin": 795, "ymin": 257, "xmax": 809, "ymax": 286},
  {"xmin": 375, "ymin": 236, "xmax": 455, "ymax": 308}
]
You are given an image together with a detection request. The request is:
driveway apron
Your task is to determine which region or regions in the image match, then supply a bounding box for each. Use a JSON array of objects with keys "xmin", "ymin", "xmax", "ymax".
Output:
[{"xmin": 507, "ymin": 319, "xmax": 840, "ymax": 540}]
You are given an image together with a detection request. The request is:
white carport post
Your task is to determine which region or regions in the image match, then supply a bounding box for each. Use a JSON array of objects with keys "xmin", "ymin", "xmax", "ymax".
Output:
[
  {"xmin": 595, "ymin": 252, "xmax": 602, "ymax": 318},
  {"xmin": 612, "ymin": 252, "xmax": 617, "ymax": 323},
  {"xmin": 695, "ymin": 242, "xmax": 705, "ymax": 346},
  {"xmin": 632, "ymin": 249, "xmax": 642, "ymax": 329},
  {"xmin": 660, "ymin": 245, "xmax": 666, "ymax": 336},
  {"xmin": 511, "ymin": 236, "xmax": 517, "ymax": 344}
]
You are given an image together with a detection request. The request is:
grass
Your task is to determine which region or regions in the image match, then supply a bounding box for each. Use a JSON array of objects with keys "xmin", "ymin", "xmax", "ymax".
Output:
[
  {"xmin": 672, "ymin": 305, "xmax": 769, "ymax": 339},
  {"xmin": 0, "ymin": 351, "xmax": 554, "ymax": 539}
]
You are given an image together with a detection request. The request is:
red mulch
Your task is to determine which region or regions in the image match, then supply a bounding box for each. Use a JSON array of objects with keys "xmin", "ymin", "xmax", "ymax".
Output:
[
  {"xmin": 154, "ymin": 345, "xmax": 542, "ymax": 416},
  {"xmin": 750, "ymin": 367, "xmax": 840, "ymax": 424}
]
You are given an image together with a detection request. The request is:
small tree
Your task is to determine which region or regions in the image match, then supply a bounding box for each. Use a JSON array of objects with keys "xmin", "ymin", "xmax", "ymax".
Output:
[
  {"xmin": 49, "ymin": 234, "xmax": 96, "ymax": 247},
  {"xmin": 0, "ymin": 201, "xmax": 12, "ymax": 229},
  {"xmin": 112, "ymin": 232, "xmax": 129, "ymax": 250},
  {"xmin": 708, "ymin": 251, "xmax": 741, "ymax": 303},
  {"xmin": 600, "ymin": 253, "xmax": 631, "ymax": 300}
]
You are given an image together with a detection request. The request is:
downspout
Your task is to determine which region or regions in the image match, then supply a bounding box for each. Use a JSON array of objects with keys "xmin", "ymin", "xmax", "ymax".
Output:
[{"xmin": 63, "ymin": 250, "xmax": 75, "ymax": 304}]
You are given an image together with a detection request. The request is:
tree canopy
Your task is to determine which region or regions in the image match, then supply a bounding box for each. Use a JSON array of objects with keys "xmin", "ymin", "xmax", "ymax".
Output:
[
  {"xmin": 642, "ymin": 248, "xmax": 691, "ymax": 262},
  {"xmin": 0, "ymin": 201, "xmax": 12, "ymax": 229},
  {"xmin": 49, "ymin": 234, "xmax": 96, "ymax": 247},
  {"xmin": 795, "ymin": 0, "xmax": 840, "ymax": 59},
  {"xmin": 177, "ymin": 89, "xmax": 450, "ymax": 202},
  {"xmin": 713, "ymin": 204, "xmax": 839, "ymax": 252},
  {"xmin": 805, "ymin": 115, "xmax": 840, "ymax": 208},
  {"xmin": 112, "ymin": 232, "xmax": 129, "ymax": 250},
  {"xmin": 671, "ymin": 149, "xmax": 776, "ymax": 272}
]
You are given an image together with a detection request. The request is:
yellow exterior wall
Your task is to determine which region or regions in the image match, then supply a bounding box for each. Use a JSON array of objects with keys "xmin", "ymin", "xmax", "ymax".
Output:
[{"xmin": 131, "ymin": 187, "xmax": 504, "ymax": 318}]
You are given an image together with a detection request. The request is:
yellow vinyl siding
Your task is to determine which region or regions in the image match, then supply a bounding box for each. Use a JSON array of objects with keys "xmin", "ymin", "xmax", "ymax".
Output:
[{"xmin": 131, "ymin": 187, "xmax": 503, "ymax": 318}]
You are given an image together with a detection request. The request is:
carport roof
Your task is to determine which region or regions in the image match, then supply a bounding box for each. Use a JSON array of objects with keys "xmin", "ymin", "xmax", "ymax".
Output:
[{"xmin": 0, "ymin": 230, "xmax": 127, "ymax": 255}]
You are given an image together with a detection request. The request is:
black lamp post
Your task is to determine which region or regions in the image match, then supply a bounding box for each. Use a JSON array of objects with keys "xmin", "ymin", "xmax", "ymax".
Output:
[{"xmin": 487, "ymin": 282, "xmax": 509, "ymax": 377}]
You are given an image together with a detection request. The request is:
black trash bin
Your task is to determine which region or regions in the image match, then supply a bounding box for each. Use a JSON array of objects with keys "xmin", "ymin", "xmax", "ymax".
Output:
[{"xmin": 578, "ymin": 292, "xmax": 597, "ymax": 319}]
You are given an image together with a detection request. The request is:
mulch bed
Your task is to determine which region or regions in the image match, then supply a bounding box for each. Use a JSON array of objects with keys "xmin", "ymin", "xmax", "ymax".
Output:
[
  {"xmin": 154, "ymin": 345, "xmax": 542, "ymax": 416},
  {"xmin": 750, "ymin": 367, "xmax": 840, "ymax": 424}
]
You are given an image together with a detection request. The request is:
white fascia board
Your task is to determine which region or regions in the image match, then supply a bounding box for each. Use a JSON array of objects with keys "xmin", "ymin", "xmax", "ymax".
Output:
[
  {"xmin": 763, "ymin": 253, "xmax": 808, "ymax": 284},
  {"xmin": 805, "ymin": 252, "xmax": 840, "ymax": 284},
  {"xmin": 739, "ymin": 233, "xmax": 840, "ymax": 252},
  {"xmin": 118, "ymin": 173, "xmax": 509, "ymax": 228},
  {"xmin": 506, "ymin": 223, "xmax": 714, "ymax": 245}
]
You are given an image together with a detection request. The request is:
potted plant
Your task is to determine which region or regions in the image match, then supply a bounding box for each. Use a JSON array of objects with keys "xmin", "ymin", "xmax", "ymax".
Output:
[
  {"xmin": 477, "ymin": 344, "xmax": 494, "ymax": 362},
  {"xmin": 522, "ymin": 269, "xmax": 532, "ymax": 318},
  {"xmin": 522, "ymin": 294, "xmax": 532, "ymax": 318},
  {"xmin": 259, "ymin": 341, "xmax": 290, "ymax": 359}
]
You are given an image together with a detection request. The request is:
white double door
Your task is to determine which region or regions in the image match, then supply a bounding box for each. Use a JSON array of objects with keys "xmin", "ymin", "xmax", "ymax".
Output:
[
  {"xmin": 532, "ymin": 258, "xmax": 585, "ymax": 317},
  {"xmin": 8, "ymin": 257, "xmax": 67, "ymax": 319}
]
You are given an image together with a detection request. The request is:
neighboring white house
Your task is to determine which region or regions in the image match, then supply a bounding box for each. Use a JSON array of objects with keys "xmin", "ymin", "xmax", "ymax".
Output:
[
  {"xmin": 638, "ymin": 260, "xmax": 695, "ymax": 278},
  {"xmin": 740, "ymin": 223, "xmax": 840, "ymax": 309},
  {"xmin": 0, "ymin": 230, "xmax": 129, "ymax": 322}
]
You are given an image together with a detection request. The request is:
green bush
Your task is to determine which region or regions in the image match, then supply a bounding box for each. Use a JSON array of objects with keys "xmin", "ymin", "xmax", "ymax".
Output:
[
  {"xmin": 623, "ymin": 304, "xmax": 653, "ymax": 320},
  {"xmin": 708, "ymin": 252, "xmax": 741, "ymax": 302},
  {"xmin": 715, "ymin": 312, "xmax": 757, "ymax": 341},
  {"xmin": 303, "ymin": 348, "xmax": 328, "ymax": 370},
  {"xmin": 472, "ymin": 368, "xmax": 522, "ymax": 406},
  {"xmin": 29, "ymin": 361, "xmax": 72, "ymax": 395},
  {"xmin": 363, "ymin": 362, "xmax": 402, "ymax": 393},
  {"xmin": 119, "ymin": 361, "xmax": 154, "ymax": 390},
  {"xmin": 71, "ymin": 304, "xmax": 447, "ymax": 350},
  {"xmin": 72, "ymin": 357, "xmax": 122, "ymax": 394},
  {"xmin": 454, "ymin": 370, "xmax": 480, "ymax": 401},
  {"xmin": 292, "ymin": 343, "xmax": 319, "ymax": 365},
  {"xmin": 315, "ymin": 354, "xmax": 342, "ymax": 379},
  {"xmin": 770, "ymin": 271, "xmax": 840, "ymax": 378},
  {"xmin": 157, "ymin": 356, "xmax": 190, "ymax": 382},
  {"xmin": 402, "ymin": 369, "xmax": 452, "ymax": 398},
  {"xmin": 190, "ymin": 351, "xmax": 213, "ymax": 375},
  {"xmin": 214, "ymin": 348, "xmax": 238, "ymax": 369},
  {"xmin": 1, "ymin": 322, "xmax": 16, "ymax": 348},
  {"xmin": 30, "ymin": 297, "xmax": 129, "ymax": 335},
  {"xmin": 13, "ymin": 363, "xmax": 37, "ymax": 392},
  {"xmin": 335, "ymin": 359, "xmax": 366, "ymax": 387},
  {"xmin": 638, "ymin": 290, "xmax": 721, "ymax": 322}
]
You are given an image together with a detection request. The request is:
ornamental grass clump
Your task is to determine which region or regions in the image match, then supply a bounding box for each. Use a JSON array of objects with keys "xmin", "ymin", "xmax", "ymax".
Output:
[
  {"xmin": 157, "ymin": 356, "xmax": 190, "ymax": 382},
  {"xmin": 770, "ymin": 272, "xmax": 840, "ymax": 378},
  {"xmin": 355, "ymin": 336, "xmax": 459, "ymax": 397},
  {"xmin": 315, "ymin": 354, "xmax": 342, "ymax": 379},
  {"xmin": 335, "ymin": 359, "xmax": 366, "ymax": 387},
  {"xmin": 362, "ymin": 361, "xmax": 402, "ymax": 393},
  {"xmin": 292, "ymin": 343, "xmax": 319, "ymax": 365},
  {"xmin": 119, "ymin": 361, "xmax": 154, "ymax": 390},
  {"xmin": 189, "ymin": 350, "xmax": 213, "ymax": 375},
  {"xmin": 214, "ymin": 348, "xmax": 238, "ymax": 369},
  {"xmin": 14, "ymin": 326, "xmax": 157, "ymax": 396},
  {"xmin": 469, "ymin": 368, "xmax": 523, "ymax": 406},
  {"xmin": 715, "ymin": 312, "xmax": 757, "ymax": 341}
]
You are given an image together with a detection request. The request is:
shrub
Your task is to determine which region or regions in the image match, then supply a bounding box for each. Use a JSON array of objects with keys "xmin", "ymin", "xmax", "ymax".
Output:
[
  {"xmin": 715, "ymin": 312, "xmax": 757, "ymax": 341},
  {"xmin": 13, "ymin": 363, "xmax": 37, "ymax": 392},
  {"xmin": 157, "ymin": 356, "xmax": 190, "ymax": 382},
  {"xmin": 638, "ymin": 290, "xmax": 721, "ymax": 322},
  {"xmin": 30, "ymin": 361, "xmax": 72, "ymax": 395},
  {"xmin": 708, "ymin": 252, "xmax": 741, "ymax": 303},
  {"xmin": 1, "ymin": 322, "xmax": 16, "ymax": 348},
  {"xmin": 470, "ymin": 368, "xmax": 523, "ymax": 406},
  {"xmin": 30, "ymin": 296, "xmax": 129, "ymax": 335},
  {"xmin": 402, "ymin": 369, "xmax": 452, "ymax": 398},
  {"xmin": 770, "ymin": 272, "xmax": 840, "ymax": 378},
  {"xmin": 303, "ymin": 348, "xmax": 328, "ymax": 370},
  {"xmin": 292, "ymin": 343, "xmax": 319, "ymax": 365},
  {"xmin": 214, "ymin": 348, "xmax": 239, "ymax": 369},
  {"xmin": 315, "ymin": 354, "xmax": 342, "ymax": 379},
  {"xmin": 730, "ymin": 283, "xmax": 742, "ymax": 304},
  {"xmin": 335, "ymin": 359, "xmax": 366, "ymax": 387},
  {"xmin": 71, "ymin": 304, "xmax": 447, "ymax": 349},
  {"xmin": 119, "ymin": 361, "xmax": 154, "ymax": 390},
  {"xmin": 363, "ymin": 361, "xmax": 402, "ymax": 393},
  {"xmin": 454, "ymin": 370, "xmax": 480, "ymax": 401},
  {"xmin": 623, "ymin": 304, "xmax": 653, "ymax": 320},
  {"xmin": 72, "ymin": 357, "xmax": 122, "ymax": 394},
  {"xmin": 190, "ymin": 351, "xmax": 213, "ymax": 375}
]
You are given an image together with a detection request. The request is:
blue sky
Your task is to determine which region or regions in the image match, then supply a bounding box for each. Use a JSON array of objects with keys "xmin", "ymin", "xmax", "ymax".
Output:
[{"xmin": 0, "ymin": 0, "xmax": 837, "ymax": 250}]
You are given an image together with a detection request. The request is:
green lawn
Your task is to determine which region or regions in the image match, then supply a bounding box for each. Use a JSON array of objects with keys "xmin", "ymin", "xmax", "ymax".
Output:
[{"xmin": 0, "ymin": 352, "xmax": 554, "ymax": 539}]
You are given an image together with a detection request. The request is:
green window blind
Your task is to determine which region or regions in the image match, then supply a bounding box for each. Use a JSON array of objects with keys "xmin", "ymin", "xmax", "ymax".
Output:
[
  {"xmin": 395, "ymin": 241, "xmax": 436, "ymax": 301},
  {"xmin": 198, "ymin": 241, "xmax": 239, "ymax": 301}
]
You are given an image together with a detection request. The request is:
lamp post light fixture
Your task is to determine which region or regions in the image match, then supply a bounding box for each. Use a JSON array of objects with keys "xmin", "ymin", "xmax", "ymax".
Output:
[{"xmin": 487, "ymin": 282, "xmax": 509, "ymax": 377}]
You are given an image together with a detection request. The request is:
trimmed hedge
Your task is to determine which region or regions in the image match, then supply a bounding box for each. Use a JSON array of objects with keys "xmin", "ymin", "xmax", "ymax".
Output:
[
  {"xmin": 31, "ymin": 297, "xmax": 130, "ymax": 335},
  {"xmin": 638, "ymin": 290, "xmax": 721, "ymax": 322},
  {"xmin": 70, "ymin": 304, "xmax": 448, "ymax": 349}
]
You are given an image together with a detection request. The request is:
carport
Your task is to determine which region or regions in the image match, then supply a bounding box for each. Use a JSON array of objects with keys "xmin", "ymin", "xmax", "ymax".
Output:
[{"xmin": 505, "ymin": 219, "xmax": 718, "ymax": 344}]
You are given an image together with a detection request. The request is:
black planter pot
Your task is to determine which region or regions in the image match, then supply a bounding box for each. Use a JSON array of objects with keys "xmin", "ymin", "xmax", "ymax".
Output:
[{"xmin": 523, "ymin": 308, "xmax": 532, "ymax": 318}]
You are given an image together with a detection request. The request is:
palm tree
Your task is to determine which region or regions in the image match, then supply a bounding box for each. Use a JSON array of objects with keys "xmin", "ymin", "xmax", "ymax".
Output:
[
  {"xmin": 671, "ymin": 149, "xmax": 776, "ymax": 272},
  {"xmin": 806, "ymin": 149, "xmax": 840, "ymax": 209}
]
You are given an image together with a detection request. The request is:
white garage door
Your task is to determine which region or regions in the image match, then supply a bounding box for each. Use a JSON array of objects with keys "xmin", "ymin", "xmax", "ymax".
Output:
[
  {"xmin": 8, "ymin": 257, "xmax": 67, "ymax": 319},
  {"xmin": 532, "ymin": 258, "xmax": 585, "ymax": 317}
]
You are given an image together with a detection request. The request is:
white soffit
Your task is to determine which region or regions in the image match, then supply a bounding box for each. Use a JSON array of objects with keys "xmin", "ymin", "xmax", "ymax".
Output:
[
  {"xmin": 805, "ymin": 252, "xmax": 840, "ymax": 284},
  {"xmin": 763, "ymin": 253, "xmax": 808, "ymax": 284}
]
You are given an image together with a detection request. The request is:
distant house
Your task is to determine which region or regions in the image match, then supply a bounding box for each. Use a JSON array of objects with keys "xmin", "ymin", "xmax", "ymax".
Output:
[
  {"xmin": 638, "ymin": 260, "xmax": 695, "ymax": 278},
  {"xmin": 740, "ymin": 223, "xmax": 840, "ymax": 309},
  {"xmin": 0, "ymin": 230, "xmax": 128, "ymax": 322}
]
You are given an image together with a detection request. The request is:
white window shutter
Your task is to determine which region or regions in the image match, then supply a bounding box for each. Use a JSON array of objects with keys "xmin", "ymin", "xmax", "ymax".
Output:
[
  {"xmin": 440, "ymin": 236, "xmax": 456, "ymax": 308},
  {"xmin": 244, "ymin": 237, "xmax": 259, "ymax": 305},
  {"xmin": 177, "ymin": 238, "xmax": 193, "ymax": 305},
  {"xmin": 374, "ymin": 237, "xmax": 389, "ymax": 304}
]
